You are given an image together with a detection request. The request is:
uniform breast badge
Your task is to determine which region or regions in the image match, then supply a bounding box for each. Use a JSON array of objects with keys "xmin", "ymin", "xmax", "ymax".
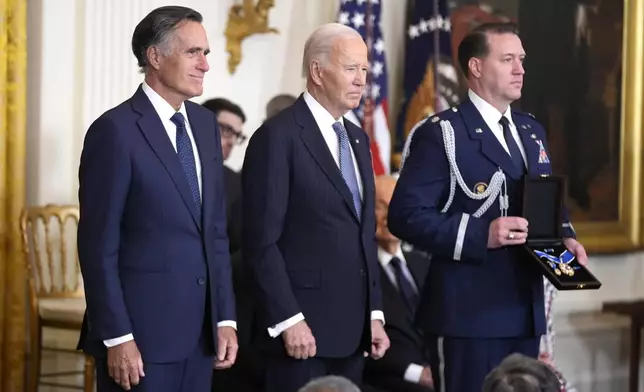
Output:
[
  {"xmin": 535, "ymin": 140, "xmax": 550, "ymax": 164},
  {"xmin": 534, "ymin": 249, "xmax": 578, "ymax": 277},
  {"xmin": 473, "ymin": 182, "xmax": 488, "ymax": 194}
]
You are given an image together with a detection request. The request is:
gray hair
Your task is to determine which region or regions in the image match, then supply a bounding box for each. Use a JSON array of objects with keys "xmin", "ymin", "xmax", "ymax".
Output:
[
  {"xmin": 482, "ymin": 353, "xmax": 562, "ymax": 392},
  {"xmin": 302, "ymin": 23, "xmax": 363, "ymax": 78},
  {"xmin": 297, "ymin": 376, "xmax": 361, "ymax": 392},
  {"xmin": 131, "ymin": 6, "xmax": 203, "ymax": 73}
]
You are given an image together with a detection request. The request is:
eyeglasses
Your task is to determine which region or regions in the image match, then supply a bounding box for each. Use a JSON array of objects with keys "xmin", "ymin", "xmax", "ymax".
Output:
[{"xmin": 218, "ymin": 122, "xmax": 247, "ymax": 145}]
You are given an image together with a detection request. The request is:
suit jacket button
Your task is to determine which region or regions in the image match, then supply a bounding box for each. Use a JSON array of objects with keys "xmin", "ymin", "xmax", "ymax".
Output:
[
  {"xmin": 359, "ymin": 269, "xmax": 366, "ymax": 277},
  {"xmin": 197, "ymin": 277, "xmax": 206, "ymax": 285}
]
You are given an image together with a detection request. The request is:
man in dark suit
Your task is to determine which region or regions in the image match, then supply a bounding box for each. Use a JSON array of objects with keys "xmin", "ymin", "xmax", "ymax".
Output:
[
  {"xmin": 77, "ymin": 6, "xmax": 237, "ymax": 391},
  {"xmin": 241, "ymin": 22, "xmax": 390, "ymax": 392},
  {"xmin": 201, "ymin": 97, "xmax": 246, "ymax": 253},
  {"xmin": 363, "ymin": 175, "xmax": 434, "ymax": 392},
  {"xmin": 201, "ymin": 100, "xmax": 262, "ymax": 391},
  {"xmin": 388, "ymin": 23, "xmax": 589, "ymax": 392}
]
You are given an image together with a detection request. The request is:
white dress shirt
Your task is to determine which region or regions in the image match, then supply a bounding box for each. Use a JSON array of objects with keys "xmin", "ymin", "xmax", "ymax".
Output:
[
  {"xmin": 103, "ymin": 82, "xmax": 236, "ymax": 348},
  {"xmin": 468, "ymin": 89, "xmax": 527, "ymax": 167},
  {"xmin": 378, "ymin": 246, "xmax": 424, "ymax": 384},
  {"xmin": 266, "ymin": 91, "xmax": 384, "ymax": 338}
]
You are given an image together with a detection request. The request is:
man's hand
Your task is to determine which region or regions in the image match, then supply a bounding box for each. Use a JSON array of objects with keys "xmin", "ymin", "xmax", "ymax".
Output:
[
  {"xmin": 106, "ymin": 340, "xmax": 144, "ymax": 390},
  {"xmin": 564, "ymin": 237, "xmax": 588, "ymax": 266},
  {"xmin": 282, "ymin": 320, "xmax": 316, "ymax": 359},
  {"xmin": 214, "ymin": 326, "xmax": 238, "ymax": 369},
  {"xmin": 488, "ymin": 217, "xmax": 529, "ymax": 248},
  {"xmin": 419, "ymin": 366, "xmax": 434, "ymax": 388},
  {"xmin": 370, "ymin": 320, "xmax": 390, "ymax": 360}
]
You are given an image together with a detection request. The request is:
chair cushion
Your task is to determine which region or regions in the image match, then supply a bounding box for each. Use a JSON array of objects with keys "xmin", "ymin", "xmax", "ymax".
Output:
[{"xmin": 38, "ymin": 297, "xmax": 86, "ymax": 325}]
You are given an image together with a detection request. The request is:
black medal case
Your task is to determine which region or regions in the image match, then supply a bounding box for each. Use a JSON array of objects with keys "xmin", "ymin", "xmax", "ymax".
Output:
[{"xmin": 522, "ymin": 175, "xmax": 601, "ymax": 290}]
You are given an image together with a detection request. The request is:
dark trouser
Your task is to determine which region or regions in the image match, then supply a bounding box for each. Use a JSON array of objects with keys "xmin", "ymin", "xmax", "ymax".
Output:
[
  {"xmin": 264, "ymin": 351, "xmax": 364, "ymax": 392},
  {"xmin": 96, "ymin": 335, "xmax": 213, "ymax": 392},
  {"xmin": 426, "ymin": 336, "xmax": 539, "ymax": 392}
]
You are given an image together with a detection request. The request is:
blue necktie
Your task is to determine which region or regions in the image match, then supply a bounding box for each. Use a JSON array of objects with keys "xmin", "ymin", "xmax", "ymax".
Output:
[
  {"xmin": 332, "ymin": 121, "xmax": 362, "ymax": 220},
  {"xmin": 390, "ymin": 257, "xmax": 419, "ymax": 313},
  {"xmin": 170, "ymin": 112, "xmax": 201, "ymax": 216},
  {"xmin": 499, "ymin": 116, "xmax": 526, "ymax": 173}
]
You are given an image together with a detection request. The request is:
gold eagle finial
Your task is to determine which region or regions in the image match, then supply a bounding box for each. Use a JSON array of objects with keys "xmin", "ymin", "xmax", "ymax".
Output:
[{"xmin": 224, "ymin": 0, "xmax": 279, "ymax": 74}]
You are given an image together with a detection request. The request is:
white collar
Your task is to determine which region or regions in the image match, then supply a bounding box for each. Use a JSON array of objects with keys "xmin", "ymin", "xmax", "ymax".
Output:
[
  {"xmin": 468, "ymin": 89, "xmax": 514, "ymax": 128},
  {"xmin": 377, "ymin": 244, "xmax": 406, "ymax": 269},
  {"xmin": 141, "ymin": 81, "xmax": 189, "ymax": 124},
  {"xmin": 303, "ymin": 90, "xmax": 347, "ymax": 129}
]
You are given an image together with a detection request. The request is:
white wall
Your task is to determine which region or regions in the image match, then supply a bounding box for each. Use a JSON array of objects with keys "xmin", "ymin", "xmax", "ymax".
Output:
[{"xmin": 26, "ymin": 0, "xmax": 644, "ymax": 390}]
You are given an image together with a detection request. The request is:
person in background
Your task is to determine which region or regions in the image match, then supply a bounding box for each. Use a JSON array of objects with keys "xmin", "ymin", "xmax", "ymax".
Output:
[
  {"xmin": 482, "ymin": 353, "xmax": 562, "ymax": 392},
  {"xmin": 201, "ymin": 97, "xmax": 246, "ymax": 253},
  {"xmin": 265, "ymin": 93, "xmax": 297, "ymax": 119},
  {"xmin": 298, "ymin": 376, "xmax": 361, "ymax": 392},
  {"xmin": 363, "ymin": 175, "xmax": 433, "ymax": 392}
]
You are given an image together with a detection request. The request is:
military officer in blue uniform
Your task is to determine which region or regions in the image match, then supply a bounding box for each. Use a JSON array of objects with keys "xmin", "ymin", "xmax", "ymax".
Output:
[{"xmin": 388, "ymin": 22, "xmax": 589, "ymax": 392}]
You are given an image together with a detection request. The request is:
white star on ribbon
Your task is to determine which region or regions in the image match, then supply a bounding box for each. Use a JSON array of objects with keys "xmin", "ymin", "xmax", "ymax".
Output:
[
  {"xmin": 408, "ymin": 25, "xmax": 420, "ymax": 38},
  {"xmin": 374, "ymin": 38, "xmax": 384, "ymax": 55},
  {"xmin": 338, "ymin": 12, "xmax": 350, "ymax": 25},
  {"xmin": 352, "ymin": 12, "xmax": 365, "ymax": 29},
  {"xmin": 371, "ymin": 61, "xmax": 384, "ymax": 78},
  {"xmin": 418, "ymin": 19, "xmax": 429, "ymax": 33},
  {"xmin": 371, "ymin": 84, "xmax": 381, "ymax": 99}
]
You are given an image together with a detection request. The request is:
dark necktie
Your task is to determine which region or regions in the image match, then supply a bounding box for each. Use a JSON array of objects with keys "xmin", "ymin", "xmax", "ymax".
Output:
[
  {"xmin": 390, "ymin": 257, "xmax": 419, "ymax": 313},
  {"xmin": 499, "ymin": 116, "xmax": 526, "ymax": 173},
  {"xmin": 331, "ymin": 121, "xmax": 362, "ymax": 220},
  {"xmin": 170, "ymin": 112, "xmax": 201, "ymax": 215}
]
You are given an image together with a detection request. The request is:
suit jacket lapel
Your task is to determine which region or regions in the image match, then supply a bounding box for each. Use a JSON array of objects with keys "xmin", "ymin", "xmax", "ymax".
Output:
[
  {"xmin": 513, "ymin": 117, "xmax": 539, "ymax": 173},
  {"xmin": 131, "ymin": 87, "xmax": 201, "ymax": 230},
  {"xmin": 345, "ymin": 119, "xmax": 373, "ymax": 225},
  {"xmin": 460, "ymin": 99, "xmax": 522, "ymax": 180},
  {"xmin": 295, "ymin": 97, "xmax": 360, "ymax": 222}
]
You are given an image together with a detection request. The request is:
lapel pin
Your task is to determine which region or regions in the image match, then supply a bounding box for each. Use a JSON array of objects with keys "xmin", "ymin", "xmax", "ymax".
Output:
[
  {"xmin": 475, "ymin": 128, "xmax": 483, "ymax": 133},
  {"xmin": 531, "ymin": 134, "xmax": 536, "ymax": 139}
]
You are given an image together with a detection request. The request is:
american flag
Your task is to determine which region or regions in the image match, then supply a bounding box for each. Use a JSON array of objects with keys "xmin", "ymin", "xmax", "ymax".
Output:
[{"xmin": 338, "ymin": 0, "xmax": 390, "ymax": 175}]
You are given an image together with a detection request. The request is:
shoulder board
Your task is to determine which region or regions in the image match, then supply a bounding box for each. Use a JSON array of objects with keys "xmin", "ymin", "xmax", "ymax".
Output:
[
  {"xmin": 512, "ymin": 109, "xmax": 537, "ymax": 120},
  {"xmin": 427, "ymin": 106, "xmax": 459, "ymax": 124}
]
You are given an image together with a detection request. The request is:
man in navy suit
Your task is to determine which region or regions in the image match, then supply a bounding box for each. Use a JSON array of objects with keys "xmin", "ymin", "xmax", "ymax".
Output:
[
  {"xmin": 241, "ymin": 23, "xmax": 390, "ymax": 392},
  {"xmin": 77, "ymin": 6, "xmax": 237, "ymax": 391},
  {"xmin": 363, "ymin": 176, "xmax": 433, "ymax": 392},
  {"xmin": 388, "ymin": 23, "xmax": 589, "ymax": 392}
]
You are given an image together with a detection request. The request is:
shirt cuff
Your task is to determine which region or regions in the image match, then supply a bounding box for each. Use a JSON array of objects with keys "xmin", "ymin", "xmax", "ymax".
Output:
[
  {"xmin": 404, "ymin": 363, "xmax": 424, "ymax": 384},
  {"xmin": 103, "ymin": 333, "xmax": 134, "ymax": 347},
  {"xmin": 268, "ymin": 313, "xmax": 305, "ymax": 338},
  {"xmin": 371, "ymin": 310, "xmax": 385, "ymax": 325},
  {"xmin": 217, "ymin": 320, "xmax": 237, "ymax": 330}
]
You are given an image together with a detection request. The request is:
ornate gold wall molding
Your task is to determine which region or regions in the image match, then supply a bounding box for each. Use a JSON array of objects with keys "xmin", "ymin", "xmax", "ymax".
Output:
[
  {"xmin": 0, "ymin": 0, "xmax": 27, "ymax": 390},
  {"xmin": 224, "ymin": 0, "xmax": 279, "ymax": 74}
]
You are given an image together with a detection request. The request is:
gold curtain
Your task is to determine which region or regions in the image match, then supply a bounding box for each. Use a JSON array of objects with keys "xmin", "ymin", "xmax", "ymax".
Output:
[{"xmin": 0, "ymin": 0, "xmax": 27, "ymax": 390}]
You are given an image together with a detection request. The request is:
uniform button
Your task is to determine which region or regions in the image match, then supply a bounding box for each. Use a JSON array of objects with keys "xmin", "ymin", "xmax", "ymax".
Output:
[
  {"xmin": 359, "ymin": 269, "xmax": 367, "ymax": 277},
  {"xmin": 197, "ymin": 277, "xmax": 206, "ymax": 285}
]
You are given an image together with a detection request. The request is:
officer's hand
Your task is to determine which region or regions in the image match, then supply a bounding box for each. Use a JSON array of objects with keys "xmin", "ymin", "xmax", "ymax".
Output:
[{"xmin": 488, "ymin": 217, "xmax": 529, "ymax": 248}]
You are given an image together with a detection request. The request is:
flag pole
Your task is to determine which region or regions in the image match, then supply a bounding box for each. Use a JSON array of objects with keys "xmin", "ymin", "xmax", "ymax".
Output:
[
  {"xmin": 363, "ymin": 0, "xmax": 374, "ymax": 140},
  {"xmin": 433, "ymin": 0, "xmax": 442, "ymax": 113}
]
